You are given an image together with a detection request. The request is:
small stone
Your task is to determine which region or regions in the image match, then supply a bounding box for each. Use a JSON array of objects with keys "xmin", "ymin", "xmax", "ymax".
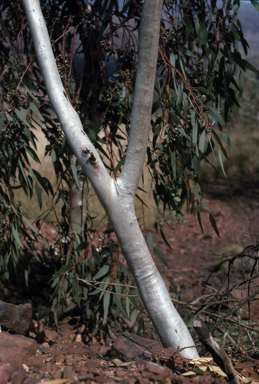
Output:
[
  {"xmin": 116, "ymin": 370, "xmax": 128, "ymax": 377},
  {"xmin": 112, "ymin": 358, "xmax": 123, "ymax": 366},
  {"xmin": 94, "ymin": 375, "xmax": 107, "ymax": 383},
  {"xmin": 63, "ymin": 366, "xmax": 78, "ymax": 380},
  {"xmin": 75, "ymin": 333, "xmax": 82, "ymax": 343},
  {"xmin": 44, "ymin": 329, "xmax": 59, "ymax": 343},
  {"xmin": 145, "ymin": 361, "xmax": 171, "ymax": 376}
]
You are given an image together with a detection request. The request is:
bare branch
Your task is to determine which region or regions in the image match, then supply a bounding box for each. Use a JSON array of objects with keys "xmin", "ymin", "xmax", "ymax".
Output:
[
  {"xmin": 194, "ymin": 319, "xmax": 240, "ymax": 384},
  {"xmin": 120, "ymin": 0, "xmax": 163, "ymax": 193},
  {"xmin": 22, "ymin": 0, "xmax": 114, "ymax": 206}
]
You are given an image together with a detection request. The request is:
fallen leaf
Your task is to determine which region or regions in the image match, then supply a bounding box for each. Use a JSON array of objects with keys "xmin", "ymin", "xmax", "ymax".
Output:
[
  {"xmin": 208, "ymin": 365, "xmax": 227, "ymax": 377},
  {"xmin": 189, "ymin": 357, "xmax": 213, "ymax": 365},
  {"xmin": 182, "ymin": 367, "xmax": 207, "ymax": 376}
]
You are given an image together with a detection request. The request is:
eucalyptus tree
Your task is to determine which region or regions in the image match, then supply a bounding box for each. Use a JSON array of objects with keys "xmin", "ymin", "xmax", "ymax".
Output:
[
  {"xmin": 0, "ymin": 0, "xmax": 258, "ymax": 359},
  {"xmin": 21, "ymin": 0, "xmax": 201, "ymax": 358}
]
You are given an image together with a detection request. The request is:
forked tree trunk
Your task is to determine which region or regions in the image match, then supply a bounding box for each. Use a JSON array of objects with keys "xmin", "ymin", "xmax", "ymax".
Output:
[{"xmin": 23, "ymin": 0, "xmax": 199, "ymax": 359}]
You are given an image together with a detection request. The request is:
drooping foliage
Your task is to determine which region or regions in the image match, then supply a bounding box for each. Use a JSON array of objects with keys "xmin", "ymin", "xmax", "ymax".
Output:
[{"xmin": 0, "ymin": 0, "xmax": 258, "ymax": 330}]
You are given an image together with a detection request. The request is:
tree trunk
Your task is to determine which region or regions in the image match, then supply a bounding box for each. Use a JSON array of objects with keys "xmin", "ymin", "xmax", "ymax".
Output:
[{"xmin": 22, "ymin": 0, "xmax": 199, "ymax": 359}]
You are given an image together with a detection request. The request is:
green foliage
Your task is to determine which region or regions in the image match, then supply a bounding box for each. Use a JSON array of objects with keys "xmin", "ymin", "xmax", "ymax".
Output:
[
  {"xmin": 49, "ymin": 220, "xmax": 143, "ymax": 331},
  {"xmin": 146, "ymin": 0, "xmax": 257, "ymax": 231},
  {"xmin": 0, "ymin": 0, "xmax": 258, "ymax": 333}
]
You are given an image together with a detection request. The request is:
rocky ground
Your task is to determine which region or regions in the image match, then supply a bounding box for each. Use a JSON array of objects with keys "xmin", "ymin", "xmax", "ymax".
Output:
[{"xmin": 1, "ymin": 179, "xmax": 259, "ymax": 384}]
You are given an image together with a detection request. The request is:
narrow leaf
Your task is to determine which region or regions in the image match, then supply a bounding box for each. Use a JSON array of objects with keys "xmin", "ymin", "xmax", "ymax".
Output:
[
  {"xmin": 58, "ymin": 265, "xmax": 72, "ymax": 273},
  {"xmin": 153, "ymin": 247, "xmax": 168, "ymax": 267},
  {"xmin": 218, "ymin": 148, "xmax": 226, "ymax": 178},
  {"xmin": 51, "ymin": 148, "xmax": 57, "ymax": 163},
  {"xmin": 94, "ymin": 265, "xmax": 109, "ymax": 280},
  {"xmin": 221, "ymin": 133, "xmax": 235, "ymax": 150},
  {"xmin": 170, "ymin": 53, "xmax": 175, "ymax": 76},
  {"xmin": 75, "ymin": 241, "xmax": 88, "ymax": 251},
  {"xmin": 160, "ymin": 228, "xmax": 172, "ymax": 249},
  {"xmin": 114, "ymin": 155, "xmax": 125, "ymax": 174},
  {"xmin": 0, "ymin": 113, "xmax": 5, "ymax": 134},
  {"xmin": 152, "ymin": 100, "xmax": 160, "ymax": 114},
  {"xmin": 192, "ymin": 122, "xmax": 198, "ymax": 145},
  {"xmin": 242, "ymin": 59, "xmax": 259, "ymax": 75},
  {"xmin": 12, "ymin": 223, "xmax": 24, "ymax": 248},
  {"xmin": 171, "ymin": 114, "xmax": 181, "ymax": 125},
  {"xmin": 179, "ymin": 58, "xmax": 187, "ymax": 80},
  {"xmin": 179, "ymin": 46, "xmax": 196, "ymax": 58},
  {"xmin": 198, "ymin": 24, "xmax": 208, "ymax": 45},
  {"xmin": 208, "ymin": 107, "xmax": 225, "ymax": 126},
  {"xmin": 197, "ymin": 211, "xmax": 204, "ymax": 233},
  {"xmin": 209, "ymin": 214, "xmax": 220, "ymax": 237},
  {"xmin": 35, "ymin": 183, "xmax": 42, "ymax": 208},
  {"xmin": 23, "ymin": 216, "xmax": 39, "ymax": 234},
  {"xmin": 15, "ymin": 108, "xmax": 30, "ymax": 127},
  {"xmin": 71, "ymin": 162, "xmax": 79, "ymax": 189},
  {"xmin": 103, "ymin": 291, "xmax": 111, "ymax": 324},
  {"xmin": 199, "ymin": 129, "xmax": 206, "ymax": 153},
  {"xmin": 147, "ymin": 234, "xmax": 154, "ymax": 248},
  {"xmin": 30, "ymin": 102, "xmax": 43, "ymax": 121},
  {"xmin": 212, "ymin": 130, "xmax": 229, "ymax": 159}
]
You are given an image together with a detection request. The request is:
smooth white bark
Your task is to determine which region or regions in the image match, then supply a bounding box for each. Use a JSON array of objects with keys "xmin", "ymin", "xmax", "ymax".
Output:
[
  {"xmin": 22, "ymin": 0, "xmax": 199, "ymax": 359},
  {"xmin": 120, "ymin": 0, "xmax": 162, "ymax": 193}
]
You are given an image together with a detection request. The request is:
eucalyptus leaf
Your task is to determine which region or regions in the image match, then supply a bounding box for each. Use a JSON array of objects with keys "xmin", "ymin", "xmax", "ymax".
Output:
[
  {"xmin": 209, "ymin": 214, "xmax": 220, "ymax": 237},
  {"xmin": 94, "ymin": 265, "xmax": 109, "ymax": 280},
  {"xmin": 103, "ymin": 291, "xmax": 111, "ymax": 323},
  {"xmin": 199, "ymin": 129, "xmax": 206, "ymax": 153},
  {"xmin": 0, "ymin": 113, "xmax": 4, "ymax": 134},
  {"xmin": 153, "ymin": 247, "xmax": 168, "ymax": 267},
  {"xmin": 218, "ymin": 148, "xmax": 226, "ymax": 178},
  {"xmin": 208, "ymin": 107, "xmax": 225, "ymax": 126},
  {"xmin": 12, "ymin": 223, "xmax": 24, "ymax": 248},
  {"xmin": 147, "ymin": 234, "xmax": 154, "ymax": 248}
]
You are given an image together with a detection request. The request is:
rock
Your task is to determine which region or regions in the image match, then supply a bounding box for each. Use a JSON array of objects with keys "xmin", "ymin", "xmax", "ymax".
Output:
[
  {"xmin": 112, "ymin": 332, "xmax": 178, "ymax": 363},
  {"xmin": 63, "ymin": 366, "xmax": 78, "ymax": 380},
  {"xmin": 44, "ymin": 329, "xmax": 59, "ymax": 343},
  {"xmin": 0, "ymin": 332, "xmax": 38, "ymax": 364},
  {"xmin": 0, "ymin": 362, "xmax": 28, "ymax": 384},
  {"xmin": 0, "ymin": 361, "xmax": 14, "ymax": 384},
  {"xmin": 0, "ymin": 300, "xmax": 32, "ymax": 334},
  {"xmin": 141, "ymin": 361, "xmax": 172, "ymax": 382},
  {"xmin": 26, "ymin": 355, "xmax": 45, "ymax": 371},
  {"xmin": 9, "ymin": 365, "xmax": 28, "ymax": 384}
]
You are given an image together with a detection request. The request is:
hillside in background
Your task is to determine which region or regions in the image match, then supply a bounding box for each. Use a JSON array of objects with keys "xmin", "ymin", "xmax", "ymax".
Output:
[{"xmin": 238, "ymin": 1, "xmax": 259, "ymax": 60}]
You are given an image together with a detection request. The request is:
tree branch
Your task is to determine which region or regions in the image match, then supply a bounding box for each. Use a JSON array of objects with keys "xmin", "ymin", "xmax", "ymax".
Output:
[
  {"xmin": 194, "ymin": 319, "xmax": 240, "ymax": 384},
  {"xmin": 22, "ymin": 0, "xmax": 115, "ymax": 209},
  {"xmin": 119, "ymin": 0, "xmax": 163, "ymax": 193}
]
